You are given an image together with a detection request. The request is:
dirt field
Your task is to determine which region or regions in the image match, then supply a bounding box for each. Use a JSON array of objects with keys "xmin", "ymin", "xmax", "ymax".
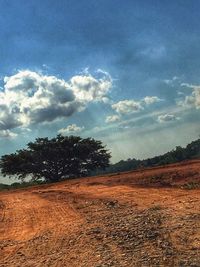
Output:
[{"xmin": 0, "ymin": 160, "xmax": 200, "ymax": 267}]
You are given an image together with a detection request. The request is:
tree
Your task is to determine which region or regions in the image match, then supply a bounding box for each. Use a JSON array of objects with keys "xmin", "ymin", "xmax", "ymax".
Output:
[{"xmin": 0, "ymin": 135, "xmax": 111, "ymax": 182}]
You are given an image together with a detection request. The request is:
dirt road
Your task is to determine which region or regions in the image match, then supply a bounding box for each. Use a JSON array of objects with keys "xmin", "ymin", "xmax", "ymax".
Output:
[{"xmin": 0, "ymin": 160, "xmax": 200, "ymax": 266}]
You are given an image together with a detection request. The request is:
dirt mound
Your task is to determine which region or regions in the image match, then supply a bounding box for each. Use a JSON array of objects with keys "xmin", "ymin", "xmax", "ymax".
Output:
[{"xmin": 0, "ymin": 160, "xmax": 200, "ymax": 266}]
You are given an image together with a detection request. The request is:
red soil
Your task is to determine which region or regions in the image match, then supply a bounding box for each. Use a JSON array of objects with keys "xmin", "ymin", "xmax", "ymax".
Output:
[{"xmin": 0, "ymin": 160, "xmax": 200, "ymax": 266}]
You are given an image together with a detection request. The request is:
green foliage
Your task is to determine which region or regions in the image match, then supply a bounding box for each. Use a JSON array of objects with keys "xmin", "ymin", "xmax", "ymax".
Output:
[
  {"xmin": 0, "ymin": 183, "xmax": 10, "ymax": 190},
  {"xmin": 0, "ymin": 135, "xmax": 111, "ymax": 182}
]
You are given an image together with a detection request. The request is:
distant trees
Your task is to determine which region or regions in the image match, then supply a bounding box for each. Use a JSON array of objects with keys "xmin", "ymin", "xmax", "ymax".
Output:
[
  {"xmin": 0, "ymin": 135, "xmax": 111, "ymax": 183},
  {"xmin": 96, "ymin": 138, "xmax": 200, "ymax": 174}
]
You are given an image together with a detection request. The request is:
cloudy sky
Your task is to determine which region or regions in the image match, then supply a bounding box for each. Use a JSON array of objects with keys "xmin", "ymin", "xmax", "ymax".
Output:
[{"xmin": 0, "ymin": 0, "xmax": 200, "ymax": 184}]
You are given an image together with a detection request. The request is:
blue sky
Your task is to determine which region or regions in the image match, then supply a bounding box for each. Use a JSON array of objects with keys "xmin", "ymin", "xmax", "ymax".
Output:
[{"xmin": 0, "ymin": 1, "xmax": 200, "ymax": 182}]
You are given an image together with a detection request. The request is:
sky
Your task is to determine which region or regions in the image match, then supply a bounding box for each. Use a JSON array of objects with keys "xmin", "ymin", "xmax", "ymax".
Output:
[{"xmin": 0, "ymin": 1, "xmax": 200, "ymax": 183}]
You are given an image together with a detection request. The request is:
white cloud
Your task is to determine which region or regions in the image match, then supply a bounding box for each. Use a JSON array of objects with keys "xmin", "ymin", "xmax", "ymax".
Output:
[
  {"xmin": 112, "ymin": 100, "xmax": 143, "ymax": 115},
  {"xmin": 180, "ymin": 82, "xmax": 194, "ymax": 88},
  {"xmin": 179, "ymin": 83, "xmax": 200, "ymax": 109},
  {"xmin": 58, "ymin": 124, "xmax": 85, "ymax": 135},
  {"xmin": 70, "ymin": 72, "xmax": 112, "ymax": 102},
  {"xmin": 157, "ymin": 114, "xmax": 180, "ymax": 123},
  {"xmin": 177, "ymin": 91, "xmax": 185, "ymax": 96},
  {"xmin": 105, "ymin": 115, "xmax": 120, "ymax": 123},
  {"xmin": 164, "ymin": 76, "xmax": 180, "ymax": 85},
  {"xmin": 0, "ymin": 130, "xmax": 17, "ymax": 138},
  {"xmin": 111, "ymin": 95, "xmax": 161, "ymax": 115},
  {"xmin": 143, "ymin": 96, "xmax": 161, "ymax": 105},
  {"xmin": 0, "ymin": 70, "xmax": 112, "ymax": 136}
]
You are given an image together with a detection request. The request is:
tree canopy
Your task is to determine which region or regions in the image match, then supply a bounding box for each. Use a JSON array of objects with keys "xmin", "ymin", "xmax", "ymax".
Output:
[{"xmin": 0, "ymin": 135, "xmax": 111, "ymax": 182}]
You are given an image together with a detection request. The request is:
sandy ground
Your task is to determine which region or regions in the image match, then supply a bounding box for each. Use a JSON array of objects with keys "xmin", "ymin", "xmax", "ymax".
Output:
[{"xmin": 0, "ymin": 160, "xmax": 200, "ymax": 267}]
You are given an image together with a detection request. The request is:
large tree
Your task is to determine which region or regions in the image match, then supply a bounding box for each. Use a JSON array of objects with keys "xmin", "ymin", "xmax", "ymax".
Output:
[{"xmin": 0, "ymin": 135, "xmax": 111, "ymax": 182}]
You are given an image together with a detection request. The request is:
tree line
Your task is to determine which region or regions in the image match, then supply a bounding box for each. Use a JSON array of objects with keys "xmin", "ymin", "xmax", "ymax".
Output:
[{"xmin": 98, "ymin": 138, "xmax": 200, "ymax": 174}]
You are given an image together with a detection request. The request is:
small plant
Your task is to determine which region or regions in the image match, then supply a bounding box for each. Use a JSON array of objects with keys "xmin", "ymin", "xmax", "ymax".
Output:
[
  {"xmin": 149, "ymin": 205, "xmax": 162, "ymax": 211},
  {"xmin": 149, "ymin": 175, "xmax": 163, "ymax": 183},
  {"xmin": 182, "ymin": 181, "xmax": 200, "ymax": 190}
]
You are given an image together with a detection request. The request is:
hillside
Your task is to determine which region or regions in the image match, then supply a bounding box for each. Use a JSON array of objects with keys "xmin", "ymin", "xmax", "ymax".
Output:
[{"xmin": 0, "ymin": 160, "xmax": 200, "ymax": 267}]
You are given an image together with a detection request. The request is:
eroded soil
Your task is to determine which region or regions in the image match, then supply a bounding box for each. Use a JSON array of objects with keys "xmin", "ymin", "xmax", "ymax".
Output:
[{"xmin": 0, "ymin": 160, "xmax": 200, "ymax": 266}]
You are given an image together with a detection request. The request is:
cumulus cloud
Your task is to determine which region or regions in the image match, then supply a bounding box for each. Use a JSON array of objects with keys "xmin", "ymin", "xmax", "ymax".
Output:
[
  {"xmin": 179, "ymin": 83, "xmax": 200, "ymax": 109},
  {"xmin": 0, "ymin": 70, "xmax": 112, "ymax": 136},
  {"xmin": 111, "ymin": 96, "xmax": 160, "ymax": 115},
  {"xmin": 0, "ymin": 130, "xmax": 17, "ymax": 138},
  {"xmin": 58, "ymin": 124, "xmax": 84, "ymax": 135},
  {"xmin": 112, "ymin": 100, "xmax": 143, "ymax": 115},
  {"xmin": 143, "ymin": 96, "xmax": 161, "ymax": 105},
  {"xmin": 157, "ymin": 114, "xmax": 180, "ymax": 123},
  {"xmin": 70, "ymin": 72, "xmax": 112, "ymax": 102},
  {"xmin": 105, "ymin": 115, "xmax": 120, "ymax": 123}
]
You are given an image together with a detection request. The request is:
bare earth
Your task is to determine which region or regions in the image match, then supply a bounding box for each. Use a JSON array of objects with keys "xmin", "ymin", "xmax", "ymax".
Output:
[{"xmin": 0, "ymin": 160, "xmax": 200, "ymax": 267}]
